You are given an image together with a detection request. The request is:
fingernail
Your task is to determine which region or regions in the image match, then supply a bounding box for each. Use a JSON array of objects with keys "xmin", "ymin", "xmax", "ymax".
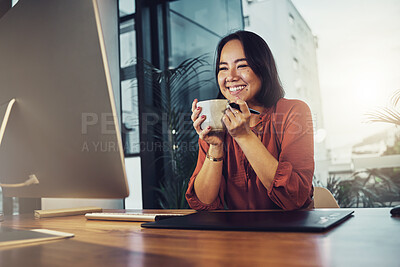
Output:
[
  {"xmin": 207, "ymin": 126, "xmax": 211, "ymax": 130},
  {"xmin": 197, "ymin": 107, "xmax": 200, "ymax": 110},
  {"xmin": 201, "ymin": 115, "xmax": 206, "ymax": 119}
]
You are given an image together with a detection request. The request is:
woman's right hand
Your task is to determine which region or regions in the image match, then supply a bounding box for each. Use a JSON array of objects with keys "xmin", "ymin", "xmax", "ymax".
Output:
[{"xmin": 191, "ymin": 99, "xmax": 224, "ymax": 146}]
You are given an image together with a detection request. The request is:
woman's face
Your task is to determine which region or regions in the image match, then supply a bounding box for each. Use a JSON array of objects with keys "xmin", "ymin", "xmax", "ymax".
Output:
[{"xmin": 217, "ymin": 39, "xmax": 262, "ymax": 107}]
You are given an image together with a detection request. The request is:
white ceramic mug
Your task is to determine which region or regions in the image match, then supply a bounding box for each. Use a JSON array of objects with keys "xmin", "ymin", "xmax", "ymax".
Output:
[{"xmin": 197, "ymin": 99, "xmax": 228, "ymax": 132}]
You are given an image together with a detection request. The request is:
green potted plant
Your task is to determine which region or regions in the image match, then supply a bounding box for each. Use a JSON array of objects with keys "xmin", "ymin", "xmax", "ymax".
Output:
[
  {"xmin": 323, "ymin": 90, "xmax": 400, "ymax": 207},
  {"xmin": 142, "ymin": 56, "xmax": 213, "ymax": 208}
]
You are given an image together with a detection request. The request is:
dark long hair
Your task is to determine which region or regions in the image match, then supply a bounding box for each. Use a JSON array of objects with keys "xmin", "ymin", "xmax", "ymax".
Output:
[{"xmin": 216, "ymin": 31, "xmax": 284, "ymax": 108}]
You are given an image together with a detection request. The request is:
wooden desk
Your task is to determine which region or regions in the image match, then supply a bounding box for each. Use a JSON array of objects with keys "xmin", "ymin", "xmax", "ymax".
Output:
[{"xmin": 0, "ymin": 208, "xmax": 398, "ymax": 266}]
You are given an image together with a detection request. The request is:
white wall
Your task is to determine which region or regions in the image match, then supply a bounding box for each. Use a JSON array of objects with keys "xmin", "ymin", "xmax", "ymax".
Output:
[{"xmin": 124, "ymin": 156, "xmax": 142, "ymax": 209}]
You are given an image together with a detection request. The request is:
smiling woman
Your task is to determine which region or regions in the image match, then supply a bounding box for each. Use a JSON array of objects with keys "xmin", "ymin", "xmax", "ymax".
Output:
[
  {"xmin": 187, "ymin": 31, "xmax": 315, "ymax": 211},
  {"xmin": 215, "ymin": 31, "xmax": 284, "ymax": 109},
  {"xmin": 217, "ymin": 39, "xmax": 263, "ymax": 109}
]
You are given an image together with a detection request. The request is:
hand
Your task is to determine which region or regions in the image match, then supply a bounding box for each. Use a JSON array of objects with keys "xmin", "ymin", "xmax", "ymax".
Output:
[
  {"xmin": 191, "ymin": 99, "xmax": 224, "ymax": 146},
  {"xmin": 223, "ymin": 99, "xmax": 252, "ymax": 138}
]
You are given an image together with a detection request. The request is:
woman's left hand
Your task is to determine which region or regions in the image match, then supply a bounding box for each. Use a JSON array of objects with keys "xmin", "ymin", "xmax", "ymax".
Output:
[{"xmin": 223, "ymin": 99, "xmax": 252, "ymax": 138}]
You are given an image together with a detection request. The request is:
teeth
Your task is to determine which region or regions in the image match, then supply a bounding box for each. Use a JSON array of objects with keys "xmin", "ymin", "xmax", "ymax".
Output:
[{"xmin": 229, "ymin": 85, "xmax": 246, "ymax": 92}]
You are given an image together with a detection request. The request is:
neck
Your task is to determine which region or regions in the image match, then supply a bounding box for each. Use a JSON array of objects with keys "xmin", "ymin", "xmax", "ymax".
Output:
[{"xmin": 248, "ymin": 103, "xmax": 265, "ymax": 114}]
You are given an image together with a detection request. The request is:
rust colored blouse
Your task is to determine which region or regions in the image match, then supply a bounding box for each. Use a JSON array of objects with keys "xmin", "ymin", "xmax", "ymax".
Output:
[{"xmin": 185, "ymin": 98, "xmax": 315, "ymax": 211}]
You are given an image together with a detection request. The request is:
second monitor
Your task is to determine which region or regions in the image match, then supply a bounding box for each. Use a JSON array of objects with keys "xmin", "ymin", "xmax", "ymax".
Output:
[{"xmin": 0, "ymin": 0, "xmax": 129, "ymax": 199}]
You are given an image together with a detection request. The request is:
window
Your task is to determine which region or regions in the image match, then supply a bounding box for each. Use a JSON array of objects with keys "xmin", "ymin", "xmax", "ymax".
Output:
[
  {"xmin": 120, "ymin": 19, "xmax": 136, "ymax": 68},
  {"xmin": 293, "ymin": 57, "xmax": 298, "ymax": 71},
  {"xmin": 289, "ymin": 13, "xmax": 294, "ymax": 25},
  {"xmin": 119, "ymin": 0, "xmax": 135, "ymax": 16},
  {"xmin": 291, "ymin": 35, "xmax": 297, "ymax": 48},
  {"xmin": 244, "ymin": 15, "xmax": 250, "ymax": 27},
  {"xmin": 126, "ymin": 0, "xmax": 244, "ymax": 208},
  {"xmin": 169, "ymin": 0, "xmax": 243, "ymax": 100},
  {"xmin": 119, "ymin": 1, "xmax": 139, "ymax": 155}
]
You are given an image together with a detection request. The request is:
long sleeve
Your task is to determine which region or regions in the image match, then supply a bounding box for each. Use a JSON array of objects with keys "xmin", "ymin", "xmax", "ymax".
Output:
[
  {"xmin": 185, "ymin": 139, "xmax": 225, "ymax": 210},
  {"xmin": 267, "ymin": 100, "xmax": 314, "ymax": 210}
]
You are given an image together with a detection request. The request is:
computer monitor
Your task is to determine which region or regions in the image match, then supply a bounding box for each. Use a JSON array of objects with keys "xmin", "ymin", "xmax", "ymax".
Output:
[{"xmin": 0, "ymin": 0, "xmax": 129, "ymax": 199}]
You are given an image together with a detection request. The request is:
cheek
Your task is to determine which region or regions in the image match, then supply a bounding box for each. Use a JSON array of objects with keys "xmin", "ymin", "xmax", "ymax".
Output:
[
  {"xmin": 240, "ymin": 71, "xmax": 251, "ymax": 81},
  {"xmin": 245, "ymin": 72, "xmax": 261, "ymax": 89},
  {"xmin": 217, "ymin": 74, "xmax": 225, "ymax": 88}
]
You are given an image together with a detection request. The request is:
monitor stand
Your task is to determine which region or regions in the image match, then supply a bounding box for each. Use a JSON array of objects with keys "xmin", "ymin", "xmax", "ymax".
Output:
[
  {"xmin": 0, "ymin": 98, "xmax": 15, "ymax": 147},
  {"xmin": 0, "ymin": 99, "xmax": 39, "ymax": 188},
  {"xmin": 0, "ymin": 99, "xmax": 15, "ymax": 220},
  {"xmin": 0, "ymin": 100, "xmax": 105, "ymax": 213},
  {"xmin": 0, "ymin": 99, "xmax": 40, "ymax": 217}
]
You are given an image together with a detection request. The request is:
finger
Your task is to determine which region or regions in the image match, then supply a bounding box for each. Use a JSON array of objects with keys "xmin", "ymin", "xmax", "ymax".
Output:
[
  {"xmin": 228, "ymin": 105, "xmax": 240, "ymax": 115},
  {"xmin": 191, "ymin": 106, "xmax": 202, "ymax": 122},
  {"xmin": 225, "ymin": 108, "xmax": 238, "ymax": 121},
  {"xmin": 191, "ymin": 99, "xmax": 198, "ymax": 113},
  {"xmin": 199, "ymin": 126, "xmax": 212, "ymax": 139},
  {"xmin": 235, "ymin": 99, "xmax": 250, "ymax": 116},
  {"xmin": 222, "ymin": 114, "xmax": 231, "ymax": 129},
  {"xmin": 193, "ymin": 114, "xmax": 206, "ymax": 132}
]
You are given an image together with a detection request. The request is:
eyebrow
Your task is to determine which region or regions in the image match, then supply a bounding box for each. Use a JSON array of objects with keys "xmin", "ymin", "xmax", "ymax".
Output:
[{"xmin": 219, "ymin": 58, "xmax": 247, "ymax": 65}]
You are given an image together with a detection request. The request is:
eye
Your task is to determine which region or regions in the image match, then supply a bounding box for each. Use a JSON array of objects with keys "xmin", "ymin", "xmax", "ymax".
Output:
[
  {"xmin": 219, "ymin": 66, "xmax": 228, "ymax": 71},
  {"xmin": 238, "ymin": 64, "xmax": 248, "ymax": 69}
]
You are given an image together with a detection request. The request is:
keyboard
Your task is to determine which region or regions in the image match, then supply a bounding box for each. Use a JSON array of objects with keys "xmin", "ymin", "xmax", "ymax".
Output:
[{"xmin": 85, "ymin": 212, "xmax": 185, "ymax": 222}]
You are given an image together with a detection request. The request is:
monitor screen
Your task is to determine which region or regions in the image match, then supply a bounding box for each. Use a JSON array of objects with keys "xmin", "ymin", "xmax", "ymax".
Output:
[{"xmin": 0, "ymin": 0, "xmax": 129, "ymax": 198}]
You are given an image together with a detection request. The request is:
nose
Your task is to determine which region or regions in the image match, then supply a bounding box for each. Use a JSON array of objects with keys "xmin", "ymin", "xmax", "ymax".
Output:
[{"xmin": 225, "ymin": 68, "xmax": 238, "ymax": 82}]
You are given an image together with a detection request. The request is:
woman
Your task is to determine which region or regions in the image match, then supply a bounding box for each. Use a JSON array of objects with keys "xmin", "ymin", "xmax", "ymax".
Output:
[{"xmin": 186, "ymin": 31, "xmax": 314, "ymax": 210}]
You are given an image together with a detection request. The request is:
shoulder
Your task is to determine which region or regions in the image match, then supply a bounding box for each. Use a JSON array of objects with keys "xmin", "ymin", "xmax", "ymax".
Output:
[{"xmin": 274, "ymin": 98, "xmax": 311, "ymax": 115}]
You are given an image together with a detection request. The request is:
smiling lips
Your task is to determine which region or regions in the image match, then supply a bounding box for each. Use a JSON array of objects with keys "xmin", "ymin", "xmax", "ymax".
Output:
[{"xmin": 228, "ymin": 85, "xmax": 246, "ymax": 95}]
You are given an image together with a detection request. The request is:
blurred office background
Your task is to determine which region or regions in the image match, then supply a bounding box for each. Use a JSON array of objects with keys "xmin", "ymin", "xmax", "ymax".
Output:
[{"xmin": 1, "ymin": 0, "xmax": 399, "ymax": 213}]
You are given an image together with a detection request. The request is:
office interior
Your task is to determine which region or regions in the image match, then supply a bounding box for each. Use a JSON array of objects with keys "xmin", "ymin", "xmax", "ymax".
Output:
[
  {"xmin": 1, "ymin": 0, "xmax": 399, "ymax": 214},
  {"xmin": 0, "ymin": 1, "xmax": 399, "ymax": 266},
  {"xmin": 0, "ymin": 0, "xmax": 244, "ymax": 214}
]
